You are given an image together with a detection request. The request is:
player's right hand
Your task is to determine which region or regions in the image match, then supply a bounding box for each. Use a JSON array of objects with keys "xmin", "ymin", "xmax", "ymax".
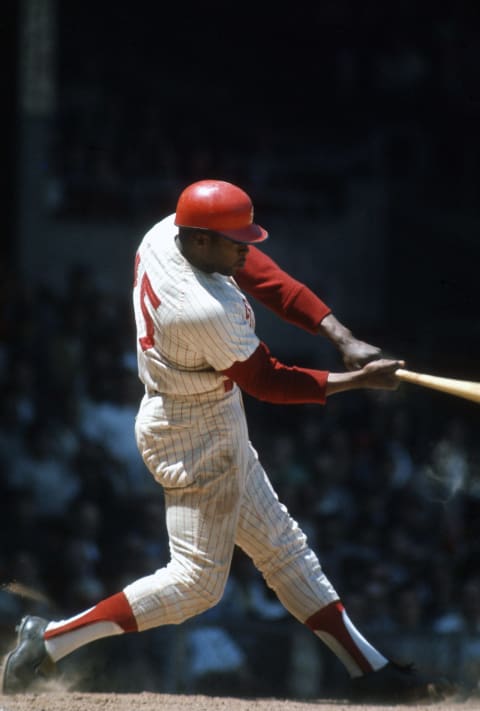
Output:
[{"xmin": 359, "ymin": 358, "xmax": 406, "ymax": 390}]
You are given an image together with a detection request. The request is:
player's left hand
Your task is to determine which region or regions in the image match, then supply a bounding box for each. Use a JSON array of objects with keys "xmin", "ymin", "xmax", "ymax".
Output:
[
  {"xmin": 340, "ymin": 338, "xmax": 382, "ymax": 371},
  {"xmin": 318, "ymin": 314, "xmax": 382, "ymax": 370}
]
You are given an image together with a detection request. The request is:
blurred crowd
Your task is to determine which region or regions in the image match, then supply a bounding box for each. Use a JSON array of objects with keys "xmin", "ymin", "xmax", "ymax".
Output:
[
  {"xmin": 1, "ymin": 260, "xmax": 480, "ymax": 695},
  {"xmin": 47, "ymin": 1, "xmax": 479, "ymax": 222}
]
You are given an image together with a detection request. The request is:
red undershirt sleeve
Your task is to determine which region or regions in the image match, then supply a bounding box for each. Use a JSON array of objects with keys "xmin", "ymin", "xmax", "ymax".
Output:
[
  {"xmin": 235, "ymin": 246, "xmax": 331, "ymax": 334},
  {"xmin": 222, "ymin": 342, "xmax": 329, "ymax": 404}
]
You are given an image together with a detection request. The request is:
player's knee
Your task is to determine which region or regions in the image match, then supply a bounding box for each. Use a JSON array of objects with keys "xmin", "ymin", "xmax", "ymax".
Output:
[
  {"xmin": 168, "ymin": 584, "xmax": 222, "ymax": 622},
  {"xmin": 258, "ymin": 542, "xmax": 321, "ymax": 595},
  {"xmin": 194, "ymin": 577, "xmax": 226, "ymax": 610},
  {"xmin": 253, "ymin": 526, "xmax": 309, "ymax": 577},
  {"xmin": 193, "ymin": 589, "xmax": 223, "ymax": 615},
  {"xmin": 164, "ymin": 560, "xmax": 229, "ymax": 616},
  {"xmin": 178, "ymin": 569, "xmax": 227, "ymax": 613}
]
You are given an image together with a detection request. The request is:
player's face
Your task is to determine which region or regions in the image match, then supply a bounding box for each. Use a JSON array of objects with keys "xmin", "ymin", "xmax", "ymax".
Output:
[{"xmin": 204, "ymin": 233, "xmax": 249, "ymax": 275}]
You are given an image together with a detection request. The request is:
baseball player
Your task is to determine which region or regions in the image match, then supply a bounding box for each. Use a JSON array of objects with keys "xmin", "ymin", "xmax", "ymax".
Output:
[{"xmin": 2, "ymin": 180, "xmax": 454, "ymax": 702}]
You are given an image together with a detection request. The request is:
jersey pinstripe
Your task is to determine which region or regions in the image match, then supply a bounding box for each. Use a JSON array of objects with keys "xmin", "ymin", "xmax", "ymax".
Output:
[
  {"xmin": 133, "ymin": 214, "xmax": 259, "ymax": 397},
  {"xmin": 127, "ymin": 216, "xmax": 340, "ymax": 634}
]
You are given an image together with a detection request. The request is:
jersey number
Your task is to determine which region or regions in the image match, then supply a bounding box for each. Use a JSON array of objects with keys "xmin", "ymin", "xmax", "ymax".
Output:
[{"xmin": 135, "ymin": 255, "xmax": 161, "ymax": 351}]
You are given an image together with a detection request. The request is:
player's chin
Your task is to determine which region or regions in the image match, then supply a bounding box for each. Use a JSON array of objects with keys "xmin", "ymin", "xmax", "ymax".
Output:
[
  {"xmin": 233, "ymin": 259, "xmax": 247, "ymax": 272},
  {"xmin": 217, "ymin": 266, "xmax": 237, "ymax": 276}
]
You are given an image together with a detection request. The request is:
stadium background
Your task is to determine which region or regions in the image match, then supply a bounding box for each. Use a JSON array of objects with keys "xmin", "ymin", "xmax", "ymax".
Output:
[{"xmin": 2, "ymin": 0, "xmax": 480, "ymax": 699}]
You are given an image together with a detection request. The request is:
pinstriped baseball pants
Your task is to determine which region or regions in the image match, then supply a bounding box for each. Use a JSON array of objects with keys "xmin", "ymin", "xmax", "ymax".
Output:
[{"xmin": 124, "ymin": 386, "xmax": 338, "ymax": 630}]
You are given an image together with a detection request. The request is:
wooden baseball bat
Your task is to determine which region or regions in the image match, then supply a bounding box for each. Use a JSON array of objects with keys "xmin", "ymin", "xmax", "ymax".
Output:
[{"xmin": 395, "ymin": 368, "xmax": 480, "ymax": 404}]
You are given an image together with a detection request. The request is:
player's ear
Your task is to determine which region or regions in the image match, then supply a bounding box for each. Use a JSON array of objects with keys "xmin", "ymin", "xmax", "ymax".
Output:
[{"xmin": 193, "ymin": 230, "xmax": 211, "ymax": 247}]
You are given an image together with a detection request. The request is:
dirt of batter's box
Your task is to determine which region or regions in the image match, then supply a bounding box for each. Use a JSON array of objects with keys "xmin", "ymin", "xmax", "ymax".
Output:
[{"xmin": 0, "ymin": 693, "xmax": 478, "ymax": 711}]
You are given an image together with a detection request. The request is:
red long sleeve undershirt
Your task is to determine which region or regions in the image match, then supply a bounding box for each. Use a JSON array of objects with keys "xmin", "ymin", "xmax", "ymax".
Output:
[
  {"xmin": 222, "ymin": 341, "xmax": 329, "ymax": 404},
  {"xmin": 222, "ymin": 247, "xmax": 330, "ymax": 405},
  {"xmin": 235, "ymin": 245, "xmax": 331, "ymax": 334}
]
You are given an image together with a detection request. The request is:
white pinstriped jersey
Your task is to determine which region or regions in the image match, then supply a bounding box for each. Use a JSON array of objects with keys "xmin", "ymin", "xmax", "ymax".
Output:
[{"xmin": 133, "ymin": 214, "xmax": 259, "ymax": 397}]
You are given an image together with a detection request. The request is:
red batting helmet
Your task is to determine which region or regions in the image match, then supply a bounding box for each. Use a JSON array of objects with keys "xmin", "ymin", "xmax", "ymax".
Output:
[{"xmin": 174, "ymin": 179, "xmax": 268, "ymax": 243}]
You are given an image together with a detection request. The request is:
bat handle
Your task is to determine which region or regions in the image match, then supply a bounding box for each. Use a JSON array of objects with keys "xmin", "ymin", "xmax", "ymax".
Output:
[{"xmin": 395, "ymin": 369, "xmax": 421, "ymax": 384}]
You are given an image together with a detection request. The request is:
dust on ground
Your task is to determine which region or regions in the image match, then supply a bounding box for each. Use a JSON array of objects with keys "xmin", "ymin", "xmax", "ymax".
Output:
[{"xmin": 0, "ymin": 693, "xmax": 477, "ymax": 711}]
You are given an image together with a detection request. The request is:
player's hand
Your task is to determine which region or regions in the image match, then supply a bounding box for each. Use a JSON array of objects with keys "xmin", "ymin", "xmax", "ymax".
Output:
[
  {"xmin": 326, "ymin": 358, "xmax": 406, "ymax": 396},
  {"xmin": 317, "ymin": 314, "xmax": 382, "ymax": 370},
  {"xmin": 358, "ymin": 358, "xmax": 406, "ymax": 390},
  {"xmin": 340, "ymin": 338, "xmax": 382, "ymax": 371}
]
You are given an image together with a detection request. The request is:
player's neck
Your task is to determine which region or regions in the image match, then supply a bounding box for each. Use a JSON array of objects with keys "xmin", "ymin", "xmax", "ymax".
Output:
[{"xmin": 175, "ymin": 234, "xmax": 215, "ymax": 273}]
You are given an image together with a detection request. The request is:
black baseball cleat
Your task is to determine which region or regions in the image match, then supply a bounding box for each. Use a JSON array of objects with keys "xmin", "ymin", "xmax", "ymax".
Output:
[
  {"xmin": 1, "ymin": 615, "xmax": 56, "ymax": 694},
  {"xmin": 350, "ymin": 660, "xmax": 457, "ymax": 704}
]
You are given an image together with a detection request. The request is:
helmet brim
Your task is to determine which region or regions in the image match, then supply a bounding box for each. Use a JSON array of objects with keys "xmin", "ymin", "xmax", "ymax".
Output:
[{"xmin": 218, "ymin": 223, "xmax": 269, "ymax": 244}]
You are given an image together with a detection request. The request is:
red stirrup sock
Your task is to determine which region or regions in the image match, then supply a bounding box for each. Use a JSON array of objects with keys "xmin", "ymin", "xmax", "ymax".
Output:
[
  {"xmin": 305, "ymin": 600, "xmax": 387, "ymax": 677},
  {"xmin": 44, "ymin": 592, "xmax": 138, "ymax": 639},
  {"xmin": 43, "ymin": 592, "xmax": 138, "ymax": 662}
]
